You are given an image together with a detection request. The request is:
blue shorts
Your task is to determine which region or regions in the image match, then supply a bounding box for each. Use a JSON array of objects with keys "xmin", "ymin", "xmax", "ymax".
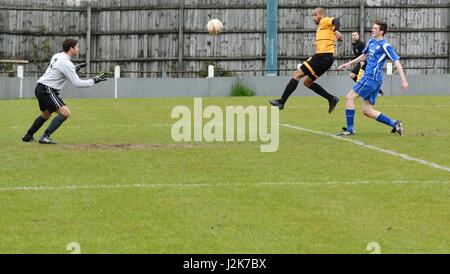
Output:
[{"xmin": 353, "ymin": 76, "xmax": 382, "ymax": 105}]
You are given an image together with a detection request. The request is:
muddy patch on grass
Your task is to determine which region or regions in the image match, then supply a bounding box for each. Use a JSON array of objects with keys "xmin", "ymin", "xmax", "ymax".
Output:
[
  {"xmin": 409, "ymin": 128, "xmax": 448, "ymax": 137},
  {"xmin": 58, "ymin": 143, "xmax": 200, "ymax": 150}
]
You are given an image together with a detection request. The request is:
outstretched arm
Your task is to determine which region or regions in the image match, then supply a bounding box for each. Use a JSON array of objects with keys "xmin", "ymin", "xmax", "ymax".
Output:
[
  {"xmin": 337, "ymin": 54, "xmax": 367, "ymax": 70},
  {"xmin": 61, "ymin": 63, "xmax": 94, "ymax": 88},
  {"xmin": 394, "ymin": 60, "xmax": 408, "ymax": 91}
]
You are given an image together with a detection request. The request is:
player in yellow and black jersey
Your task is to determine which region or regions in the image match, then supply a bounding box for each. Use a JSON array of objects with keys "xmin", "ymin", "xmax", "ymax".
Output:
[{"xmin": 270, "ymin": 7, "xmax": 342, "ymax": 113}]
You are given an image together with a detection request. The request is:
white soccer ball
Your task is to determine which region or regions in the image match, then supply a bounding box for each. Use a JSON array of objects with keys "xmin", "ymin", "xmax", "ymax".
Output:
[{"xmin": 207, "ymin": 19, "xmax": 224, "ymax": 35}]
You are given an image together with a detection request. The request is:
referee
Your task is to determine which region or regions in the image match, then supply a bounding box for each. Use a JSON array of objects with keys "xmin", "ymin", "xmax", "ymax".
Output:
[
  {"xmin": 22, "ymin": 38, "xmax": 107, "ymax": 144},
  {"xmin": 349, "ymin": 32, "xmax": 366, "ymax": 82}
]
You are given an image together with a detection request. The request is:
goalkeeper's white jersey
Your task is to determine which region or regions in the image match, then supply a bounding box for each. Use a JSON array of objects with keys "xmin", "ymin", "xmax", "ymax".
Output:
[{"xmin": 37, "ymin": 52, "xmax": 94, "ymax": 90}]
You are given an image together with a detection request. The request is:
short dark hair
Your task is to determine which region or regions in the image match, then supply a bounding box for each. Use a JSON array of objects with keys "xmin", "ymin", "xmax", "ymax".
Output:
[
  {"xmin": 63, "ymin": 38, "xmax": 79, "ymax": 52},
  {"xmin": 374, "ymin": 20, "xmax": 388, "ymax": 36}
]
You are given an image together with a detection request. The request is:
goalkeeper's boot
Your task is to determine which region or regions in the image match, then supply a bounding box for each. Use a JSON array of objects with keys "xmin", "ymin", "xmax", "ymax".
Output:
[
  {"xmin": 22, "ymin": 134, "xmax": 36, "ymax": 142},
  {"xmin": 39, "ymin": 135, "xmax": 57, "ymax": 145}
]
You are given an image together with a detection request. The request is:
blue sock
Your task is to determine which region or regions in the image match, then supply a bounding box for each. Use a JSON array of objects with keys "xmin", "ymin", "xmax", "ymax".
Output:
[
  {"xmin": 376, "ymin": 113, "xmax": 395, "ymax": 127},
  {"xmin": 346, "ymin": 109, "xmax": 355, "ymax": 132}
]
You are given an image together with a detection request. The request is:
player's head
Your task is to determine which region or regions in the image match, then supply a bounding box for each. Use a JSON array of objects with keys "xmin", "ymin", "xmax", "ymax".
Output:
[
  {"xmin": 63, "ymin": 38, "xmax": 80, "ymax": 57},
  {"xmin": 372, "ymin": 20, "xmax": 388, "ymax": 38},
  {"xmin": 312, "ymin": 7, "xmax": 326, "ymax": 25},
  {"xmin": 351, "ymin": 32, "xmax": 360, "ymax": 42}
]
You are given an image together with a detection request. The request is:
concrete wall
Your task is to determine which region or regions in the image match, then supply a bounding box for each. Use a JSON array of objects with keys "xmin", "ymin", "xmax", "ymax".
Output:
[{"xmin": 1, "ymin": 75, "xmax": 450, "ymax": 99}]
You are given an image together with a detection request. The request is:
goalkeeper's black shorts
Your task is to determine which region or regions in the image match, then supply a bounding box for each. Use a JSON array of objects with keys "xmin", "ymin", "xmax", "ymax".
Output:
[
  {"xmin": 300, "ymin": 53, "xmax": 334, "ymax": 81},
  {"xmin": 35, "ymin": 83, "xmax": 66, "ymax": 113}
]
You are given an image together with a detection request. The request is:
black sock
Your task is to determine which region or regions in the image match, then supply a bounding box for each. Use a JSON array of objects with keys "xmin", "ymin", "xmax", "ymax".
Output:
[
  {"xmin": 280, "ymin": 78, "xmax": 299, "ymax": 104},
  {"xmin": 308, "ymin": 83, "xmax": 335, "ymax": 101},
  {"xmin": 44, "ymin": 113, "xmax": 67, "ymax": 136},
  {"xmin": 26, "ymin": 116, "xmax": 48, "ymax": 136}
]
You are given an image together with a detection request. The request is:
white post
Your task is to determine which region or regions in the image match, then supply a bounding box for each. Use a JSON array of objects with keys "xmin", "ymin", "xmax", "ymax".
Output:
[
  {"xmin": 114, "ymin": 65, "xmax": 120, "ymax": 99},
  {"xmin": 386, "ymin": 62, "xmax": 393, "ymax": 75},
  {"xmin": 86, "ymin": 4, "xmax": 91, "ymax": 76},
  {"xmin": 386, "ymin": 62, "xmax": 393, "ymax": 96},
  {"xmin": 17, "ymin": 65, "xmax": 24, "ymax": 98},
  {"xmin": 207, "ymin": 65, "xmax": 214, "ymax": 78}
]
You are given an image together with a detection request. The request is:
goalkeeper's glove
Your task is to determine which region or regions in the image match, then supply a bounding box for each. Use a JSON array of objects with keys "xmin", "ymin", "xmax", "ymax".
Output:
[
  {"xmin": 75, "ymin": 63, "xmax": 87, "ymax": 72},
  {"xmin": 93, "ymin": 72, "xmax": 108, "ymax": 84}
]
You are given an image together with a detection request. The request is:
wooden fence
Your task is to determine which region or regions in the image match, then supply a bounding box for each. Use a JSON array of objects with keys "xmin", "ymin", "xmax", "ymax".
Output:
[{"xmin": 0, "ymin": 0, "xmax": 449, "ymax": 77}]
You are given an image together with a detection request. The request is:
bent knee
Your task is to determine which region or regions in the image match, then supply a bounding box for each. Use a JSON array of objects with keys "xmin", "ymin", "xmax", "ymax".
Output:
[
  {"xmin": 292, "ymin": 69, "xmax": 303, "ymax": 80},
  {"xmin": 59, "ymin": 107, "xmax": 71, "ymax": 118},
  {"xmin": 41, "ymin": 111, "xmax": 51, "ymax": 120},
  {"xmin": 63, "ymin": 111, "xmax": 71, "ymax": 118},
  {"xmin": 362, "ymin": 107, "xmax": 376, "ymax": 118},
  {"xmin": 346, "ymin": 90, "xmax": 360, "ymax": 101},
  {"xmin": 41, "ymin": 114, "xmax": 51, "ymax": 120},
  {"xmin": 345, "ymin": 94, "xmax": 355, "ymax": 102},
  {"xmin": 303, "ymin": 78, "xmax": 314, "ymax": 88}
]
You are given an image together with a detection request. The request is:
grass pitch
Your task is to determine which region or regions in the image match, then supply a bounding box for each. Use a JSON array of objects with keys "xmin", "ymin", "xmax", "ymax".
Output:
[{"xmin": 0, "ymin": 96, "xmax": 449, "ymax": 253}]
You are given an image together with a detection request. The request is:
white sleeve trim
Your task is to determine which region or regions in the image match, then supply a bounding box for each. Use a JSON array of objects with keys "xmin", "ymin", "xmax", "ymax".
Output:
[{"xmin": 382, "ymin": 43, "xmax": 398, "ymax": 62}]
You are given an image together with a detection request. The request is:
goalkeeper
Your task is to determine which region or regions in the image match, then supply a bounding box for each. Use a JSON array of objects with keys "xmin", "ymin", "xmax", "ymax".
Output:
[{"xmin": 22, "ymin": 38, "xmax": 107, "ymax": 144}]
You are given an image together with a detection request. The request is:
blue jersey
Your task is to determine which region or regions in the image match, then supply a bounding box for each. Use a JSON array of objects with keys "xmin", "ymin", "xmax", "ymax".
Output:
[{"xmin": 362, "ymin": 38, "xmax": 399, "ymax": 82}]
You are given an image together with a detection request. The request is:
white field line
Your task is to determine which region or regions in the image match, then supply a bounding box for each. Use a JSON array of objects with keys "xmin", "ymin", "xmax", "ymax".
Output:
[
  {"xmin": 281, "ymin": 123, "xmax": 450, "ymax": 173},
  {"xmin": 0, "ymin": 180, "xmax": 449, "ymax": 192}
]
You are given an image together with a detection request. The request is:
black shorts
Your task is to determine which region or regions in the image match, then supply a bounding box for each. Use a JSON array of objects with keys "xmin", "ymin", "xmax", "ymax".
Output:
[
  {"xmin": 300, "ymin": 53, "xmax": 334, "ymax": 81},
  {"xmin": 351, "ymin": 63, "xmax": 362, "ymax": 75},
  {"xmin": 35, "ymin": 83, "xmax": 66, "ymax": 113}
]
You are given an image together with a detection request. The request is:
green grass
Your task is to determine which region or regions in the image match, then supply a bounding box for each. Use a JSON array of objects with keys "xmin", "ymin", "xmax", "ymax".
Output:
[{"xmin": 0, "ymin": 96, "xmax": 449, "ymax": 254}]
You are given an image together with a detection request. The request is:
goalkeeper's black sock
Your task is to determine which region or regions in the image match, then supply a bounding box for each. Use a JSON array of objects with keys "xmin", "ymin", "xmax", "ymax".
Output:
[
  {"xmin": 308, "ymin": 83, "xmax": 335, "ymax": 101},
  {"xmin": 280, "ymin": 78, "xmax": 299, "ymax": 103},
  {"xmin": 44, "ymin": 113, "xmax": 67, "ymax": 136},
  {"xmin": 26, "ymin": 116, "xmax": 48, "ymax": 136}
]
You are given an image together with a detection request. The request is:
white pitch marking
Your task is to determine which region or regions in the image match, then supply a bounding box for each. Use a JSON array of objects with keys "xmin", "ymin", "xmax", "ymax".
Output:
[
  {"xmin": 281, "ymin": 123, "xmax": 450, "ymax": 173},
  {"xmin": 0, "ymin": 180, "xmax": 449, "ymax": 192}
]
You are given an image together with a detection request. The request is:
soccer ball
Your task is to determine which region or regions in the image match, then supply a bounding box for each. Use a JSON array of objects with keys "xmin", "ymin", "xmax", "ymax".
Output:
[{"xmin": 207, "ymin": 19, "xmax": 223, "ymax": 35}]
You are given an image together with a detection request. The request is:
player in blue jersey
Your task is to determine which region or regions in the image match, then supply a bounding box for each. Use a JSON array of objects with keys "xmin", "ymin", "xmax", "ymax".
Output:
[{"xmin": 336, "ymin": 20, "xmax": 409, "ymax": 136}]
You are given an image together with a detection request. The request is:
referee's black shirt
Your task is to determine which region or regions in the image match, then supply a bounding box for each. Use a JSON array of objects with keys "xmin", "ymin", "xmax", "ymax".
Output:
[{"xmin": 352, "ymin": 40, "xmax": 366, "ymax": 57}]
